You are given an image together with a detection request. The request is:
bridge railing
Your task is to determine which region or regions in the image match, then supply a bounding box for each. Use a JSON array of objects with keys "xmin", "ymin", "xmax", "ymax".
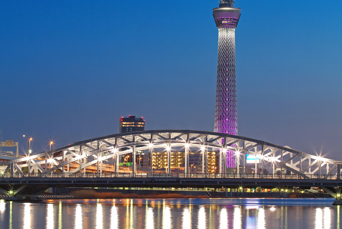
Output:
[{"xmin": 0, "ymin": 173, "xmax": 339, "ymax": 180}]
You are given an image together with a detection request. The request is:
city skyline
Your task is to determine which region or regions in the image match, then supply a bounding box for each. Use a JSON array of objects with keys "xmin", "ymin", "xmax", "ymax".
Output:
[{"xmin": 0, "ymin": 0, "xmax": 342, "ymax": 160}]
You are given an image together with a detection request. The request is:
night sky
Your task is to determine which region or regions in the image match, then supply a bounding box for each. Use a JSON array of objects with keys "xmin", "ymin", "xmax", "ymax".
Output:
[{"xmin": 1, "ymin": 0, "xmax": 341, "ymax": 160}]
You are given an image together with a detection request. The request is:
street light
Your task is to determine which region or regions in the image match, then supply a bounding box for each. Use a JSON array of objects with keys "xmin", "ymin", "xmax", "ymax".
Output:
[
  {"xmin": 28, "ymin": 137, "xmax": 33, "ymax": 155},
  {"xmin": 49, "ymin": 141, "xmax": 54, "ymax": 151}
]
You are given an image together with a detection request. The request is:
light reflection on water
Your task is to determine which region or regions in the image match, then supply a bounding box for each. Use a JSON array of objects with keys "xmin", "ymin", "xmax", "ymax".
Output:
[
  {"xmin": 182, "ymin": 208, "xmax": 190, "ymax": 229},
  {"xmin": 163, "ymin": 205, "xmax": 171, "ymax": 229},
  {"xmin": 96, "ymin": 203, "xmax": 103, "ymax": 229},
  {"xmin": 233, "ymin": 206, "xmax": 241, "ymax": 229},
  {"xmin": 145, "ymin": 207, "xmax": 153, "ymax": 229},
  {"xmin": 0, "ymin": 198, "xmax": 340, "ymax": 229},
  {"xmin": 258, "ymin": 208, "xmax": 266, "ymax": 229},
  {"xmin": 219, "ymin": 208, "xmax": 228, "ymax": 229},
  {"xmin": 46, "ymin": 204, "xmax": 54, "ymax": 229},
  {"xmin": 111, "ymin": 205, "xmax": 118, "ymax": 229},
  {"xmin": 23, "ymin": 203, "xmax": 31, "ymax": 229},
  {"xmin": 198, "ymin": 206, "xmax": 206, "ymax": 229},
  {"xmin": 74, "ymin": 204, "xmax": 82, "ymax": 229}
]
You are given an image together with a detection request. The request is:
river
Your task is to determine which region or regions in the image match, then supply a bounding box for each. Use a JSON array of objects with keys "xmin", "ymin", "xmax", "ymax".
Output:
[{"xmin": 0, "ymin": 198, "xmax": 340, "ymax": 229}]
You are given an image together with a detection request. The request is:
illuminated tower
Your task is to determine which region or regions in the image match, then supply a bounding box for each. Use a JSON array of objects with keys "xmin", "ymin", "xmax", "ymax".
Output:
[{"xmin": 213, "ymin": 0, "xmax": 241, "ymax": 167}]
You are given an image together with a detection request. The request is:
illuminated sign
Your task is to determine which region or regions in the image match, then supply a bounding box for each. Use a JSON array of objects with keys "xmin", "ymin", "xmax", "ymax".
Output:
[
  {"xmin": 246, "ymin": 154, "xmax": 260, "ymax": 164},
  {"xmin": 119, "ymin": 162, "xmax": 132, "ymax": 167}
]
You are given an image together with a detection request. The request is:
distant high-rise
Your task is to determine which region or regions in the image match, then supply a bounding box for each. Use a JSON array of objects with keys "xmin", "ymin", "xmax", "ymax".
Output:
[
  {"xmin": 213, "ymin": 0, "xmax": 241, "ymax": 167},
  {"xmin": 119, "ymin": 115, "xmax": 145, "ymax": 133}
]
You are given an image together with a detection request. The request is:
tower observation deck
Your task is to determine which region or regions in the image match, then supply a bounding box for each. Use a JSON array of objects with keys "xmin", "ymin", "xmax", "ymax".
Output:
[{"xmin": 213, "ymin": 0, "xmax": 241, "ymax": 167}]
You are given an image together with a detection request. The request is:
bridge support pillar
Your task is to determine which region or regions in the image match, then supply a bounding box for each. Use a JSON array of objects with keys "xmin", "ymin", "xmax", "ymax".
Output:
[
  {"xmin": 150, "ymin": 146, "xmax": 153, "ymax": 176},
  {"xmin": 185, "ymin": 145, "xmax": 189, "ymax": 177},
  {"xmin": 10, "ymin": 163, "xmax": 14, "ymax": 178},
  {"xmin": 28, "ymin": 159, "xmax": 31, "ymax": 177},
  {"xmin": 132, "ymin": 145, "xmax": 136, "ymax": 177},
  {"xmin": 219, "ymin": 149, "xmax": 222, "ymax": 175},
  {"xmin": 254, "ymin": 152, "xmax": 257, "ymax": 175},
  {"xmin": 167, "ymin": 144, "xmax": 171, "ymax": 175},
  {"xmin": 115, "ymin": 151, "xmax": 119, "ymax": 175},
  {"xmin": 236, "ymin": 152, "xmax": 240, "ymax": 177},
  {"xmin": 201, "ymin": 146, "xmax": 205, "ymax": 176},
  {"xmin": 205, "ymin": 150, "xmax": 208, "ymax": 178},
  {"xmin": 62, "ymin": 151, "xmax": 65, "ymax": 177}
]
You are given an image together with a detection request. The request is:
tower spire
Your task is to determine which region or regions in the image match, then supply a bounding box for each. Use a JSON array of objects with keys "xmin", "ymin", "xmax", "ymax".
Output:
[{"xmin": 219, "ymin": 0, "xmax": 235, "ymax": 7}]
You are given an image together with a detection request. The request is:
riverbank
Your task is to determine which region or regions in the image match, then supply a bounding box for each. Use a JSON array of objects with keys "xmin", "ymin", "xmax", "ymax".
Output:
[{"xmin": 66, "ymin": 189, "xmax": 330, "ymax": 199}]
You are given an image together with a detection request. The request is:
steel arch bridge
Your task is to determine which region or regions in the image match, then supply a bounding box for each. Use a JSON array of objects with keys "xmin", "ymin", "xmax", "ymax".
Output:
[{"xmin": 1, "ymin": 130, "xmax": 341, "ymax": 179}]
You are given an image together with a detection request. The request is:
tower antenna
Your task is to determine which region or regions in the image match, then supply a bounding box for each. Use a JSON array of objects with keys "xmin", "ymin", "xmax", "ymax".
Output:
[{"xmin": 219, "ymin": 0, "xmax": 235, "ymax": 7}]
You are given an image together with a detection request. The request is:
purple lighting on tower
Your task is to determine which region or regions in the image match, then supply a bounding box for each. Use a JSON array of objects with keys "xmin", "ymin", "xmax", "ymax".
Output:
[{"xmin": 213, "ymin": 0, "xmax": 241, "ymax": 168}]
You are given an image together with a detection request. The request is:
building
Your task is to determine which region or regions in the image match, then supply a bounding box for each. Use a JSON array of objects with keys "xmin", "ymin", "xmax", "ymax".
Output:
[
  {"xmin": 213, "ymin": 0, "xmax": 241, "ymax": 168},
  {"xmin": 119, "ymin": 115, "xmax": 145, "ymax": 133},
  {"xmin": 118, "ymin": 115, "xmax": 146, "ymax": 169}
]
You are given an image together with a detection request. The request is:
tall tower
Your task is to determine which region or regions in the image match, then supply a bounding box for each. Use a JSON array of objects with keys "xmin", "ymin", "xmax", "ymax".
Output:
[
  {"xmin": 213, "ymin": 0, "xmax": 241, "ymax": 167},
  {"xmin": 213, "ymin": 0, "xmax": 241, "ymax": 135}
]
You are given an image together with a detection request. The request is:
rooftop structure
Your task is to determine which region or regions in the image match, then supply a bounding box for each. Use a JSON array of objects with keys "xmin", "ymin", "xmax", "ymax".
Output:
[{"xmin": 119, "ymin": 115, "xmax": 145, "ymax": 133}]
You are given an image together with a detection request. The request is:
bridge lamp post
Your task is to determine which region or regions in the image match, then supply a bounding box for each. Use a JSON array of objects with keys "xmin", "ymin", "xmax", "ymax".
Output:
[
  {"xmin": 28, "ymin": 137, "xmax": 33, "ymax": 155},
  {"xmin": 49, "ymin": 141, "xmax": 54, "ymax": 151}
]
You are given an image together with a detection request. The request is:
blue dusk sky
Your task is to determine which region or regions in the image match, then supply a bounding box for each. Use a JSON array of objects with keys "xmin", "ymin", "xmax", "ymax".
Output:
[{"xmin": 0, "ymin": 0, "xmax": 342, "ymax": 159}]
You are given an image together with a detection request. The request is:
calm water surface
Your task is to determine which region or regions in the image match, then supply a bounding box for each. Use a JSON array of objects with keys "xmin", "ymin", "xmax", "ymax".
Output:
[{"xmin": 0, "ymin": 198, "xmax": 340, "ymax": 229}]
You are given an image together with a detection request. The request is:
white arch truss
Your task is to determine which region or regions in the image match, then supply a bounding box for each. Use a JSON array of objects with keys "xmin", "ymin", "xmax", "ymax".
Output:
[{"xmin": 1, "ymin": 130, "xmax": 341, "ymax": 179}]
